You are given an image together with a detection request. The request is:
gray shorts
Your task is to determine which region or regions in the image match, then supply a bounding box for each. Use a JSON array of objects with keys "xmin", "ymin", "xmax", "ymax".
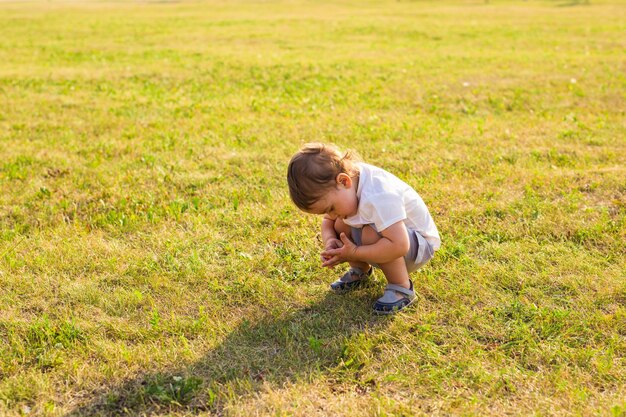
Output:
[{"xmin": 350, "ymin": 225, "xmax": 434, "ymax": 273}]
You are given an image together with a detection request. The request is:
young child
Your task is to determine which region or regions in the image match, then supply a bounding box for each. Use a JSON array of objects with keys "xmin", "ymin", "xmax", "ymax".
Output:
[{"xmin": 287, "ymin": 143, "xmax": 440, "ymax": 314}]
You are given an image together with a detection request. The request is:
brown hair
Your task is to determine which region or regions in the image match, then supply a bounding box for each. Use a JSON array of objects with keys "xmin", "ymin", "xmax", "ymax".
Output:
[{"xmin": 287, "ymin": 143, "xmax": 360, "ymax": 211}]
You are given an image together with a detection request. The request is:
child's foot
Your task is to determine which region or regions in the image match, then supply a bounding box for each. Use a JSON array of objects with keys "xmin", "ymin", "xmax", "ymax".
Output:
[
  {"xmin": 373, "ymin": 280, "xmax": 415, "ymax": 315},
  {"xmin": 330, "ymin": 267, "xmax": 373, "ymax": 293}
]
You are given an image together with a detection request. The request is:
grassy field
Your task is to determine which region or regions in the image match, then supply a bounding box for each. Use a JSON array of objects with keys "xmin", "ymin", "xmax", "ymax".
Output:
[{"xmin": 0, "ymin": 0, "xmax": 625, "ymax": 415}]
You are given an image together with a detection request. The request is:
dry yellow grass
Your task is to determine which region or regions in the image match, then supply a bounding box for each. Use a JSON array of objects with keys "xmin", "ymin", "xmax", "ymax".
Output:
[{"xmin": 0, "ymin": 0, "xmax": 624, "ymax": 415}]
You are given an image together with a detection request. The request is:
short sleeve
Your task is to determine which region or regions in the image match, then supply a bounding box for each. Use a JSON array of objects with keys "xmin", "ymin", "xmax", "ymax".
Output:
[{"xmin": 362, "ymin": 192, "xmax": 407, "ymax": 232}]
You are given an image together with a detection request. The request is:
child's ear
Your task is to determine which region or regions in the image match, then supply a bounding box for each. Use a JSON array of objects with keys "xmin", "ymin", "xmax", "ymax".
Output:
[{"xmin": 336, "ymin": 173, "xmax": 352, "ymax": 188}]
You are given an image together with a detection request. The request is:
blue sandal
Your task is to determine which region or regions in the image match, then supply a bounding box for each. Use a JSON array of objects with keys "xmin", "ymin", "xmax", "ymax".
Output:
[
  {"xmin": 373, "ymin": 280, "xmax": 416, "ymax": 315},
  {"xmin": 330, "ymin": 267, "xmax": 373, "ymax": 293}
]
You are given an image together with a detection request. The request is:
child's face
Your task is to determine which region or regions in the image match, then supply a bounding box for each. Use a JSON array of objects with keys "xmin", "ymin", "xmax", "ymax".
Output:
[{"xmin": 307, "ymin": 174, "xmax": 358, "ymax": 220}]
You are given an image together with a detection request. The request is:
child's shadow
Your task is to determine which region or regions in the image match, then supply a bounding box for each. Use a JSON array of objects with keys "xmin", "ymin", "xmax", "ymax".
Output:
[{"xmin": 66, "ymin": 288, "xmax": 392, "ymax": 416}]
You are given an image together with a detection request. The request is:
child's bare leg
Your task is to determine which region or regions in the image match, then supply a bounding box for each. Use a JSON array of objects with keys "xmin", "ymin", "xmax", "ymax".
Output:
[
  {"xmin": 334, "ymin": 218, "xmax": 371, "ymax": 274},
  {"xmin": 361, "ymin": 225, "xmax": 410, "ymax": 289}
]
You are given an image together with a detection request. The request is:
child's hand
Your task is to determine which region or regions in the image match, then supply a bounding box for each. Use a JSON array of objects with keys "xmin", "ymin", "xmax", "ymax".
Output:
[
  {"xmin": 321, "ymin": 233, "xmax": 357, "ymax": 268},
  {"xmin": 321, "ymin": 238, "xmax": 342, "ymax": 263}
]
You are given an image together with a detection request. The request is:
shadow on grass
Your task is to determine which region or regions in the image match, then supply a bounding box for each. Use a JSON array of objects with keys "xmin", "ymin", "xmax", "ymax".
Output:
[{"xmin": 65, "ymin": 288, "xmax": 393, "ymax": 416}]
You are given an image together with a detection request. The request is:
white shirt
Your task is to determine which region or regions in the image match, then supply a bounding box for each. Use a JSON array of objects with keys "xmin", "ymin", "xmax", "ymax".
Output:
[{"xmin": 343, "ymin": 163, "xmax": 441, "ymax": 250}]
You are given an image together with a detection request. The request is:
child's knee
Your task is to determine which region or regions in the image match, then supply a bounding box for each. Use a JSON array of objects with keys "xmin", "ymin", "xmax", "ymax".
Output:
[
  {"xmin": 361, "ymin": 225, "xmax": 381, "ymax": 245},
  {"xmin": 334, "ymin": 218, "xmax": 351, "ymax": 236}
]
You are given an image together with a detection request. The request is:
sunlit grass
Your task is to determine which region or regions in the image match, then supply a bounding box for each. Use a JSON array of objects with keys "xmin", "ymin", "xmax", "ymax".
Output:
[{"xmin": 0, "ymin": 0, "xmax": 624, "ymax": 415}]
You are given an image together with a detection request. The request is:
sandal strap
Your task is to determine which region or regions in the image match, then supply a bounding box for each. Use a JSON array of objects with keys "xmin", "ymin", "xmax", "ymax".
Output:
[
  {"xmin": 339, "ymin": 267, "xmax": 370, "ymax": 282},
  {"xmin": 384, "ymin": 283, "xmax": 414, "ymax": 297},
  {"xmin": 349, "ymin": 267, "xmax": 365, "ymax": 277}
]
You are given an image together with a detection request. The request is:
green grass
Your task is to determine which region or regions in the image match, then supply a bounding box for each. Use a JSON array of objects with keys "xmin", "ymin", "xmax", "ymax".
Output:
[{"xmin": 0, "ymin": 0, "xmax": 624, "ymax": 415}]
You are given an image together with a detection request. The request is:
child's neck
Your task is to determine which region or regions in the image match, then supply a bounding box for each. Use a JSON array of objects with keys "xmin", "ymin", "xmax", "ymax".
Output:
[{"xmin": 352, "ymin": 174, "xmax": 360, "ymax": 195}]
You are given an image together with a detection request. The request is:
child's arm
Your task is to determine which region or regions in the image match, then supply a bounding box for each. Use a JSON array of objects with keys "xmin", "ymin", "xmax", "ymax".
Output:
[
  {"xmin": 321, "ymin": 221, "xmax": 409, "ymax": 267},
  {"xmin": 320, "ymin": 216, "xmax": 342, "ymax": 263},
  {"xmin": 320, "ymin": 216, "xmax": 339, "ymax": 246}
]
